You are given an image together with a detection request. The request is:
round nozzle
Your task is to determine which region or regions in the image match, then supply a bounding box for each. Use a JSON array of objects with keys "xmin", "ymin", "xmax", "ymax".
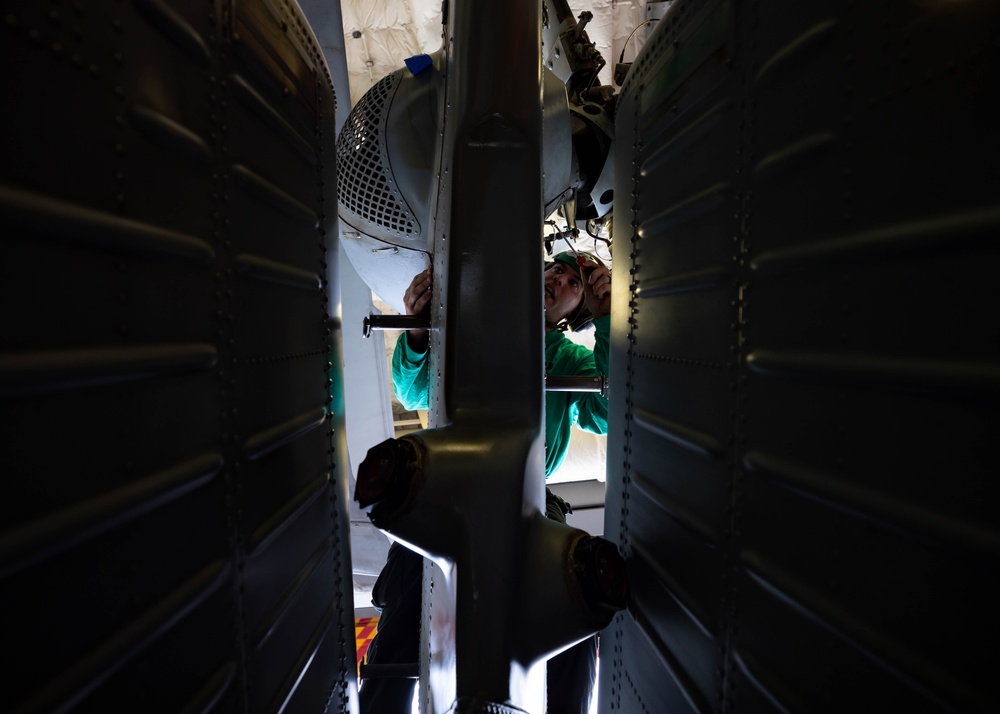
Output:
[
  {"xmin": 573, "ymin": 536, "xmax": 628, "ymax": 614},
  {"xmin": 355, "ymin": 438, "xmax": 417, "ymax": 511}
]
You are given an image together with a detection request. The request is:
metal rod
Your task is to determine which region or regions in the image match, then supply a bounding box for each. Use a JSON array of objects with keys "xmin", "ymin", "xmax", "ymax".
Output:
[
  {"xmin": 545, "ymin": 374, "xmax": 608, "ymax": 397},
  {"xmin": 358, "ymin": 662, "xmax": 419, "ymax": 680},
  {"xmin": 362, "ymin": 314, "xmax": 431, "ymax": 338}
]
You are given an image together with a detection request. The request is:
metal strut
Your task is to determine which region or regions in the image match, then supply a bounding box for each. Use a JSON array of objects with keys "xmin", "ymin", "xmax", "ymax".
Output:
[{"xmin": 545, "ymin": 373, "xmax": 609, "ymax": 397}]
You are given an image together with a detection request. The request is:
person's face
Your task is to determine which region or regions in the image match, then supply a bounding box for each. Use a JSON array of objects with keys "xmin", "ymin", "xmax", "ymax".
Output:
[{"xmin": 544, "ymin": 261, "xmax": 585, "ymax": 324}]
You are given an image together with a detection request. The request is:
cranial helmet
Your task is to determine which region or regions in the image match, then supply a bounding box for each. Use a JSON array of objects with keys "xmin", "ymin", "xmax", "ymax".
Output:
[{"xmin": 547, "ymin": 250, "xmax": 605, "ymax": 331}]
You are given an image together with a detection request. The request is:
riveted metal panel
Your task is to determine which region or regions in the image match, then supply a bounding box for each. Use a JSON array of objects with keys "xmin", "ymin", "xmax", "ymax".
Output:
[
  {"xmin": 604, "ymin": 1, "xmax": 1000, "ymax": 712},
  {"xmin": 0, "ymin": 1, "xmax": 354, "ymax": 712}
]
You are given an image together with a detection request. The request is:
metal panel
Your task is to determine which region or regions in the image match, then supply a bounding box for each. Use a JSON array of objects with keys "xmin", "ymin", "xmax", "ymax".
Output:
[
  {"xmin": 0, "ymin": 1, "xmax": 355, "ymax": 711},
  {"xmin": 418, "ymin": 0, "xmax": 548, "ymax": 709},
  {"xmin": 604, "ymin": 1, "xmax": 1000, "ymax": 712}
]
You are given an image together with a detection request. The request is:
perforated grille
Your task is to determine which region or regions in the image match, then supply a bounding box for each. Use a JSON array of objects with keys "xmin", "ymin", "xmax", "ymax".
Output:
[{"xmin": 336, "ymin": 71, "xmax": 417, "ymax": 236}]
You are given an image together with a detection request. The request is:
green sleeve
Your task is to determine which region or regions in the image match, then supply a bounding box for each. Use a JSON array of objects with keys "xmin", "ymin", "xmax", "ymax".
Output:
[
  {"xmin": 572, "ymin": 315, "xmax": 610, "ymax": 434},
  {"xmin": 548, "ymin": 315, "xmax": 611, "ymax": 436},
  {"xmin": 391, "ymin": 332, "xmax": 430, "ymax": 411},
  {"xmin": 591, "ymin": 314, "xmax": 610, "ymax": 386}
]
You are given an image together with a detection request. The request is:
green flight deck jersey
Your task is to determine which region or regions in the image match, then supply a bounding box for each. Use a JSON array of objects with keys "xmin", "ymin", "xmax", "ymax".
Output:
[{"xmin": 391, "ymin": 315, "xmax": 610, "ymax": 477}]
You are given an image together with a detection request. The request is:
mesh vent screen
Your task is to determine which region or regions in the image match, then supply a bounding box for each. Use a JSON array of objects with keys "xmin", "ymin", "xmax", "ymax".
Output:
[{"xmin": 336, "ymin": 72, "xmax": 416, "ymax": 236}]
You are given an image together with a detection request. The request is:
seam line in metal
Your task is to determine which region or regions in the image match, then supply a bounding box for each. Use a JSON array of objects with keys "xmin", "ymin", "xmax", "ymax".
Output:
[
  {"xmin": 177, "ymin": 662, "xmax": 237, "ymax": 714},
  {"xmin": 248, "ymin": 472, "xmax": 330, "ymax": 557},
  {"xmin": 633, "ymin": 407, "xmax": 726, "ymax": 459},
  {"xmin": 253, "ymin": 536, "xmax": 334, "ymax": 650},
  {"xmin": 638, "ymin": 181, "xmax": 731, "ymax": 237},
  {"xmin": 0, "ymin": 185, "xmax": 215, "ymax": 264},
  {"xmin": 0, "ymin": 452, "xmax": 223, "ymax": 578},
  {"xmin": 753, "ymin": 131, "xmax": 837, "ymax": 180},
  {"xmin": 750, "ymin": 206, "xmax": 1000, "ymax": 276},
  {"xmin": 268, "ymin": 603, "xmax": 337, "ymax": 713},
  {"xmin": 234, "ymin": 252, "xmax": 321, "ymax": 291},
  {"xmin": 634, "ymin": 265, "xmax": 731, "ymax": 298},
  {"xmin": 129, "ymin": 105, "xmax": 212, "ymax": 165},
  {"xmin": 631, "ymin": 469, "xmax": 721, "ymax": 548},
  {"xmin": 731, "ymin": 649, "xmax": 799, "ymax": 714},
  {"xmin": 231, "ymin": 164, "xmax": 319, "ymax": 227},
  {"xmin": 754, "ymin": 19, "xmax": 838, "ymax": 86},
  {"xmin": 630, "ymin": 536, "xmax": 718, "ymax": 640},
  {"xmin": 230, "ymin": 73, "xmax": 317, "ymax": 165},
  {"xmin": 133, "ymin": 0, "xmax": 211, "ymax": 65},
  {"xmin": 741, "ymin": 550, "xmax": 981, "ymax": 712},
  {"xmin": 15, "ymin": 561, "xmax": 230, "ymax": 714},
  {"xmin": 640, "ymin": 98, "xmax": 732, "ymax": 177},
  {"xmin": 628, "ymin": 605, "xmax": 713, "ymax": 714},
  {"xmin": 743, "ymin": 451, "xmax": 1000, "ymax": 560},
  {"xmin": 243, "ymin": 406, "xmax": 328, "ymax": 461},
  {"xmin": 745, "ymin": 348, "xmax": 1000, "ymax": 396},
  {"xmin": 0, "ymin": 344, "xmax": 219, "ymax": 397}
]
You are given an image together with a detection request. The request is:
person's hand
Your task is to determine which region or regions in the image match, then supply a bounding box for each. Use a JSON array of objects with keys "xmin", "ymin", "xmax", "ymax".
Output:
[
  {"xmin": 583, "ymin": 264, "xmax": 611, "ymax": 319},
  {"xmin": 403, "ymin": 268, "xmax": 433, "ymax": 315},
  {"xmin": 402, "ymin": 268, "xmax": 432, "ymax": 352}
]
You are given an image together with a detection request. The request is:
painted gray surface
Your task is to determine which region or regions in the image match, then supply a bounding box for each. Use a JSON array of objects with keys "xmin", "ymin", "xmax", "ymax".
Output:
[
  {"xmin": 0, "ymin": 0, "xmax": 355, "ymax": 710},
  {"xmin": 602, "ymin": 1, "xmax": 1000, "ymax": 712}
]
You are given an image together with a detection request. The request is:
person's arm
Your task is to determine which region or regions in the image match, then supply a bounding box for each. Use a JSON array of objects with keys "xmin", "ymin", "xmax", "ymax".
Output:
[
  {"xmin": 590, "ymin": 313, "xmax": 610, "ymax": 381},
  {"xmin": 575, "ymin": 262, "xmax": 611, "ymax": 430},
  {"xmin": 391, "ymin": 269, "xmax": 433, "ymax": 410},
  {"xmin": 569, "ymin": 262, "xmax": 612, "ymax": 432},
  {"xmin": 392, "ymin": 331, "xmax": 430, "ymax": 410},
  {"xmin": 583, "ymin": 263, "xmax": 611, "ymax": 322},
  {"xmin": 403, "ymin": 268, "xmax": 432, "ymax": 352},
  {"xmin": 565, "ymin": 316, "xmax": 610, "ymax": 435}
]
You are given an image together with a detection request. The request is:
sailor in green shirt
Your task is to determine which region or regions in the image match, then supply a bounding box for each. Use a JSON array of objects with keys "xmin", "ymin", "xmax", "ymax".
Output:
[
  {"xmin": 361, "ymin": 251, "xmax": 611, "ymax": 714},
  {"xmin": 393, "ymin": 252, "xmax": 611, "ymax": 477}
]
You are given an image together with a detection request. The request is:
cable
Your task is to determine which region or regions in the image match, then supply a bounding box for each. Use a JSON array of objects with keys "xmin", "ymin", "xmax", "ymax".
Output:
[
  {"xmin": 585, "ymin": 219, "xmax": 604, "ymax": 240},
  {"xmin": 586, "ymin": 219, "xmax": 613, "ymax": 259},
  {"xmin": 585, "ymin": 58, "xmax": 607, "ymax": 95},
  {"xmin": 619, "ymin": 19, "xmax": 659, "ymax": 63}
]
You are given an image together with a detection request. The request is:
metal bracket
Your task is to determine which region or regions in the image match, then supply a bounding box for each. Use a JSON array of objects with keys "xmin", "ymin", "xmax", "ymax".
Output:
[
  {"xmin": 358, "ymin": 662, "xmax": 419, "ymax": 680},
  {"xmin": 545, "ymin": 373, "xmax": 609, "ymax": 397},
  {"xmin": 362, "ymin": 313, "xmax": 431, "ymax": 338}
]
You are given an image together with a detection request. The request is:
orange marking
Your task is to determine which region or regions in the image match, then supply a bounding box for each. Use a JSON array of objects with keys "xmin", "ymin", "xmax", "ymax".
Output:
[{"xmin": 355, "ymin": 617, "xmax": 380, "ymax": 672}]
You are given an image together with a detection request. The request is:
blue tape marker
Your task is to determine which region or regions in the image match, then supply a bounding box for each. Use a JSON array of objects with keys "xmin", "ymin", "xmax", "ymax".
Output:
[{"xmin": 404, "ymin": 54, "xmax": 433, "ymax": 75}]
